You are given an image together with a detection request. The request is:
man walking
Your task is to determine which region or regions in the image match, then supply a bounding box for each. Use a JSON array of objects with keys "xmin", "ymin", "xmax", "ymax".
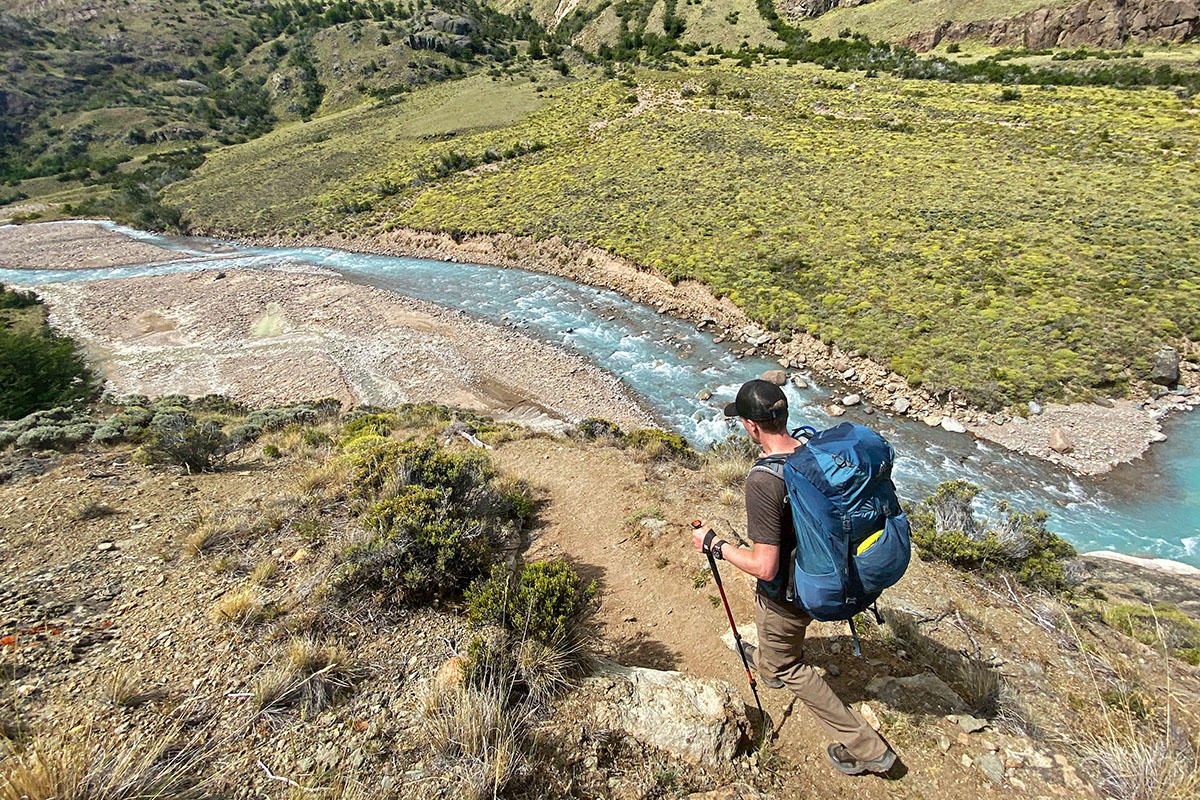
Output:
[{"xmin": 692, "ymin": 378, "xmax": 897, "ymax": 776}]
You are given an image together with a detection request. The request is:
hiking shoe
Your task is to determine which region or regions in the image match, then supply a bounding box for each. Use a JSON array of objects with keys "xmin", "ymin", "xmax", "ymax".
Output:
[
  {"xmin": 826, "ymin": 743, "xmax": 897, "ymax": 776},
  {"xmin": 729, "ymin": 641, "xmax": 785, "ymax": 689}
]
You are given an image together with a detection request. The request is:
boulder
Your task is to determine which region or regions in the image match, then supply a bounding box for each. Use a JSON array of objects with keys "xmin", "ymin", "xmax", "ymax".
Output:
[
  {"xmin": 867, "ymin": 672, "xmax": 966, "ymax": 714},
  {"xmin": 1028, "ymin": 400, "xmax": 1043, "ymax": 416},
  {"xmin": 941, "ymin": 417, "xmax": 966, "ymax": 434},
  {"xmin": 760, "ymin": 369, "xmax": 787, "ymax": 386},
  {"xmin": 977, "ymin": 752, "xmax": 1005, "ymax": 786},
  {"xmin": 1151, "ymin": 347, "xmax": 1181, "ymax": 386},
  {"xmin": 581, "ymin": 658, "xmax": 749, "ymax": 766},
  {"xmin": 1049, "ymin": 427, "xmax": 1074, "ymax": 454},
  {"xmin": 791, "ymin": 376, "xmax": 809, "ymax": 390},
  {"xmin": 923, "ymin": 415, "xmax": 942, "ymax": 427},
  {"xmin": 842, "ymin": 393, "xmax": 861, "ymax": 407},
  {"xmin": 892, "ymin": 397, "xmax": 911, "ymax": 414},
  {"xmin": 828, "ymin": 404, "xmax": 846, "ymax": 417}
]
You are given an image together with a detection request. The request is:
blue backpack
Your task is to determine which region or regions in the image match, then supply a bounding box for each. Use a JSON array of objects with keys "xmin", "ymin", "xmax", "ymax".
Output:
[{"xmin": 754, "ymin": 422, "xmax": 911, "ymax": 654}]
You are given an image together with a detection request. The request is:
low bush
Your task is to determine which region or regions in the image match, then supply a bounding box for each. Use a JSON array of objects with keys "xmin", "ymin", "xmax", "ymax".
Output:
[
  {"xmin": 467, "ymin": 561, "xmax": 596, "ymax": 648},
  {"xmin": 1103, "ymin": 603, "xmax": 1200, "ymax": 665},
  {"xmin": 330, "ymin": 437, "xmax": 528, "ymax": 605},
  {"xmin": 907, "ymin": 481, "xmax": 1076, "ymax": 591},
  {"xmin": 573, "ymin": 417, "xmax": 624, "ymax": 441},
  {"xmin": 137, "ymin": 411, "xmax": 231, "ymax": 472},
  {"xmin": 627, "ymin": 428, "xmax": 696, "ymax": 463}
]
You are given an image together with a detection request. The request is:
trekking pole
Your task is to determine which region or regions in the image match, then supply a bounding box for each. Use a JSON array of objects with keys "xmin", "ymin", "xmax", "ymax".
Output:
[{"xmin": 693, "ymin": 520, "xmax": 766, "ymax": 731}]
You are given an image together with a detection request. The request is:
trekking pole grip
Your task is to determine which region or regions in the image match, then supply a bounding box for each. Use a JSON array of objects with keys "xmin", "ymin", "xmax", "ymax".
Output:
[{"xmin": 692, "ymin": 520, "xmax": 724, "ymax": 587}]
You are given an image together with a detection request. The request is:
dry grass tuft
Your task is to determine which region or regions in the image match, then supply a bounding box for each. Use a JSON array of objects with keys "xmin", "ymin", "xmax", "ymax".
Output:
[
  {"xmin": 1078, "ymin": 727, "xmax": 1199, "ymax": 800},
  {"xmin": 418, "ymin": 679, "xmax": 532, "ymax": 800},
  {"xmin": 301, "ymin": 460, "xmax": 351, "ymax": 501},
  {"xmin": 0, "ymin": 721, "xmax": 209, "ymax": 800},
  {"xmin": 107, "ymin": 668, "xmax": 160, "ymax": 709},
  {"xmin": 250, "ymin": 560, "xmax": 276, "ymax": 585},
  {"xmin": 212, "ymin": 588, "xmax": 264, "ymax": 626},
  {"xmin": 254, "ymin": 638, "xmax": 368, "ymax": 719}
]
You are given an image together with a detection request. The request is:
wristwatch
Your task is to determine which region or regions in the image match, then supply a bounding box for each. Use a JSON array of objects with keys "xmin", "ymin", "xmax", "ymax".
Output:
[{"xmin": 712, "ymin": 539, "xmax": 727, "ymax": 560}]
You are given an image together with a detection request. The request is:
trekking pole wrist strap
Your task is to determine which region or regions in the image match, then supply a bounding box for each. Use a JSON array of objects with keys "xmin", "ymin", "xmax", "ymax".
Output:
[{"xmin": 702, "ymin": 530, "xmax": 716, "ymax": 553}]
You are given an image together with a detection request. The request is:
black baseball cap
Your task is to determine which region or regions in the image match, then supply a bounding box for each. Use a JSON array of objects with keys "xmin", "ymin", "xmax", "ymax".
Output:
[{"xmin": 724, "ymin": 379, "xmax": 788, "ymax": 421}]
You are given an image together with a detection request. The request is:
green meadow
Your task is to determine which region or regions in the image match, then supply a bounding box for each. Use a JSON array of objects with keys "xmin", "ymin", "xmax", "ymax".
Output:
[{"xmin": 171, "ymin": 62, "xmax": 1199, "ymax": 408}]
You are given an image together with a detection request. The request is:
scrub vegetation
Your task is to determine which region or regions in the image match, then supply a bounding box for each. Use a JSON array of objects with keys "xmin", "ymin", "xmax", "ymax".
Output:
[{"xmin": 174, "ymin": 60, "xmax": 1199, "ymax": 407}]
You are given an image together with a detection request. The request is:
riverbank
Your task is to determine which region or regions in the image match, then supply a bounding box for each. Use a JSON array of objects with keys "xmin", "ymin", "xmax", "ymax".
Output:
[
  {"xmin": 1, "ymin": 223, "xmax": 656, "ymax": 431},
  {"xmin": 0, "ymin": 220, "xmax": 187, "ymax": 269},
  {"xmin": 221, "ymin": 224, "xmax": 1197, "ymax": 476}
]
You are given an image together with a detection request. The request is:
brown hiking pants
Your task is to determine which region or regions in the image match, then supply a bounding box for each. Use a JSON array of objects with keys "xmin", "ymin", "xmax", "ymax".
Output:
[{"xmin": 754, "ymin": 593, "xmax": 889, "ymax": 761}]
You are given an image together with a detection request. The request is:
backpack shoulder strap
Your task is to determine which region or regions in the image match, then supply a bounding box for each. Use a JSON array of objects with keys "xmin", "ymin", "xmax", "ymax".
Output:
[{"xmin": 749, "ymin": 456, "xmax": 785, "ymax": 481}]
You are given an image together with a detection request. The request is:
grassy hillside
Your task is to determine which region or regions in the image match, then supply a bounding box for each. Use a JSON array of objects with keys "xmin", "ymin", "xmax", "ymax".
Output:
[
  {"xmin": 798, "ymin": 0, "xmax": 1079, "ymax": 43},
  {"xmin": 171, "ymin": 62, "xmax": 1200, "ymax": 408}
]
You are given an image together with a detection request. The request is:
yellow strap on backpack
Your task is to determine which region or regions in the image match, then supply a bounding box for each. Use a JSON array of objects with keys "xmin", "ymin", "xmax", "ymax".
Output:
[{"xmin": 856, "ymin": 529, "xmax": 884, "ymax": 556}]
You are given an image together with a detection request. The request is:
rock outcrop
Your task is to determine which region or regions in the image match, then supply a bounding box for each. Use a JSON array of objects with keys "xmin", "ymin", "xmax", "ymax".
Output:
[
  {"xmin": 1151, "ymin": 347, "xmax": 1181, "ymax": 386},
  {"xmin": 580, "ymin": 658, "xmax": 750, "ymax": 766},
  {"xmin": 901, "ymin": 0, "xmax": 1199, "ymax": 52},
  {"xmin": 780, "ymin": 0, "xmax": 875, "ymax": 19}
]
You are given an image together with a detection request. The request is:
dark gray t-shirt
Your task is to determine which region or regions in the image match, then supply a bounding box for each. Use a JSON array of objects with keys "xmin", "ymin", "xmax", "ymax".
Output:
[{"xmin": 745, "ymin": 466, "xmax": 795, "ymax": 601}]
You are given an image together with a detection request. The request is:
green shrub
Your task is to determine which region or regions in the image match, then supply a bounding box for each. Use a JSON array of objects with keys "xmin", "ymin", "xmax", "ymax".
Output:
[
  {"xmin": 627, "ymin": 428, "xmax": 695, "ymax": 462},
  {"xmin": 91, "ymin": 406, "xmax": 154, "ymax": 445},
  {"xmin": 340, "ymin": 412, "xmax": 396, "ymax": 443},
  {"xmin": 573, "ymin": 417, "xmax": 624, "ymax": 441},
  {"xmin": 0, "ymin": 285, "xmax": 38, "ymax": 309},
  {"xmin": 330, "ymin": 438, "xmax": 522, "ymax": 606},
  {"xmin": 466, "ymin": 561, "xmax": 596, "ymax": 647},
  {"xmin": 262, "ymin": 443, "xmax": 281, "ymax": 459},
  {"xmin": 1102, "ymin": 603, "xmax": 1200, "ymax": 664},
  {"xmin": 908, "ymin": 480, "xmax": 1076, "ymax": 591},
  {"xmin": 0, "ymin": 325, "xmax": 95, "ymax": 420},
  {"xmin": 137, "ymin": 411, "xmax": 231, "ymax": 472}
]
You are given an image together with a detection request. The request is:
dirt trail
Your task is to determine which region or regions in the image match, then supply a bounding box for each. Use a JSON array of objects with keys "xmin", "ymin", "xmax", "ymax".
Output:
[{"xmin": 492, "ymin": 440, "xmax": 1013, "ymax": 800}]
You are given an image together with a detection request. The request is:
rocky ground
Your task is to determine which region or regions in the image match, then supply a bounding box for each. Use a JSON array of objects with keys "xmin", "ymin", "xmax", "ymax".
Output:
[
  {"xmin": 234, "ymin": 225, "xmax": 1199, "ymax": 476},
  {"xmin": 0, "ymin": 414, "xmax": 1197, "ymax": 799}
]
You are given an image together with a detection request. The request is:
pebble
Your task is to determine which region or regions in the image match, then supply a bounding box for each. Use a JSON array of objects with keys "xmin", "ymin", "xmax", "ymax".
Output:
[{"xmin": 828, "ymin": 404, "xmax": 846, "ymax": 417}]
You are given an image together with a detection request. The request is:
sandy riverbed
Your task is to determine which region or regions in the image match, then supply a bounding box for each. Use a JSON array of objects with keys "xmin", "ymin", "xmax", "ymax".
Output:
[
  {"xmin": 1, "ymin": 223, "xmax": 656, "ymax": 430},
  {"xmin": 0, "ymin": 220, "xmax": 188, "ymax": 269}
]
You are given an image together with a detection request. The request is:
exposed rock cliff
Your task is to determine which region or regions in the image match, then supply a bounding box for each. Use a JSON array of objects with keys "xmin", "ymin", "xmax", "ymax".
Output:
[
  {"xmin": 900, "ymin": 0, "xmax": 1199, "ymax": 51},
  {"xmin": 781, "ymin": 0, "xmax": 875, "ymax": 20}
]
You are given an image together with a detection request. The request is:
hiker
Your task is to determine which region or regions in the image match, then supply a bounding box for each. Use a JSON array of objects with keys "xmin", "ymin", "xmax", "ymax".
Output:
[{"xmin": 692, "ymin": 378, "xmax": 898, "ymax": 776}]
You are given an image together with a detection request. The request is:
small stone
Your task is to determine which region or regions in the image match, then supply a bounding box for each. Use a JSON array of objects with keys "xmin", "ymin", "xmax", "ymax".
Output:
[
  {"xmin": 826, "ymin": 664, "xmax": 840, "ymax": 677},
  {"xmin": 961, "ymin": 753, "xmax": 973, "ymax": 768},
  {"xmin": 893, "ymin": 397, "xmax": 911, "ymax": 414},
  {"xmin": 97, "ymin": 541, "xmax": 116, "ymax": 552},
  {"xmin": 288, "ymin": 548, "xmax": 308, "ymax": 563},
  {"xmin": 760, "ymin": 369, "xmax": 787, "ymax": 386},
  {"xmin": 992, "ymin": 414, "xmax": 1005, "ymax": 425},
  {"xmin": 1049, "ymin": 427, "xmax": 1074, "ymax": 454},
  {"xmin": 830, "ymin": 642, "xmax": 842, "ymax": 655},
  {"xmin": 842, "ymin": 393, "xmax": 861, "ymax": 407},
  {"xmin": 1150, "ymin": 431, "xmax": 1167, "ymax": 443},
  {"xmin": 1028, "ymin": 400, "xmax": 1043, "ymax": 416},
  {"xmin": 828, "ymin": 404, "xmax": 846, "ymax": 417},
  {"xmin": 923, "ymin": 415, "xmax": 942, "ymax": 427},
  {"xmin": 841, "ymin": 368, "xmax": 856, "ymax": 380},
  {"xmin": 957, "ymin": 732, "xmax": 971, "ymax": 746},
  {"xmin": 699, "ymin": 390, "xmax": 712, "ymax": 401},
  {"xmin": 791, "ymin": 376, "xmax": 809, "ymax": 390},
  {"xmin": 957, "ymin": 714, "xmax": 988, "ymax": 733},
  {"xmin": 977, "ymin": 753, "xmax": 1005, "ymax": 785},
  {"xmin": 938, "ymin": 735, "xmax": 951, "ymax": 753}
]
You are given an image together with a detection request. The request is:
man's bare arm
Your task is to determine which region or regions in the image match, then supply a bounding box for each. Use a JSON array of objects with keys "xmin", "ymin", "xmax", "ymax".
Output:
[{"xmin": 692, "ymin": 524, "xmax": 779, "ymax": 581}]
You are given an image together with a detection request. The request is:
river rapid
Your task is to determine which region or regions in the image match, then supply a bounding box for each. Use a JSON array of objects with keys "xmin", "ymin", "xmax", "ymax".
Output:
[{"xmin": 3, "ymin": 222, "xmax": 1196, "ymax": 567}]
